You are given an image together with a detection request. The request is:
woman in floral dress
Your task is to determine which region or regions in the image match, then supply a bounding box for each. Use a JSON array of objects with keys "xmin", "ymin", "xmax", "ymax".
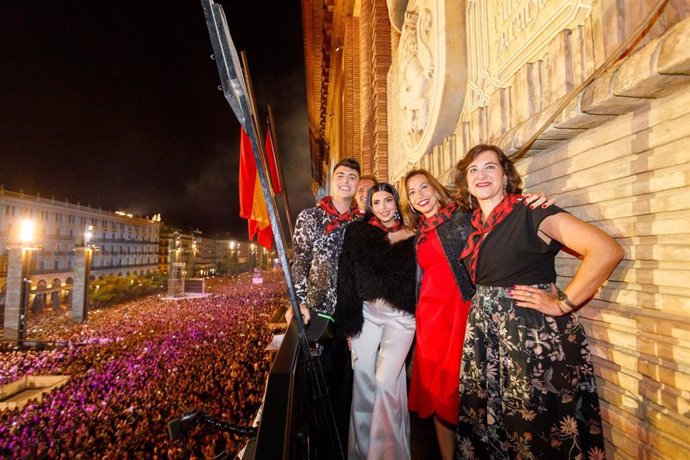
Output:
[{"xmin": 454, "ymin": 144, "xmax": 624, "ymax": 459}]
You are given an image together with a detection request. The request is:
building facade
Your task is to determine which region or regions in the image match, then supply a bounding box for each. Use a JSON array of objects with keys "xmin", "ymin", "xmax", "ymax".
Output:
[
  {"xmin": 0, "ymin": 188, "xmax": 160, "ymax": 310},
  {"xmin": 302, "ymin": 1, "xmax": 690, "ymax": 457}
]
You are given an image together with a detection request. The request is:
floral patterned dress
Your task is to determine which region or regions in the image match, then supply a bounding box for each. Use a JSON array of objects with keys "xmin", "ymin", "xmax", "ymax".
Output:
[{"xmin": 456, "ymin": 204, "xmax": 606, "ymax": 460}]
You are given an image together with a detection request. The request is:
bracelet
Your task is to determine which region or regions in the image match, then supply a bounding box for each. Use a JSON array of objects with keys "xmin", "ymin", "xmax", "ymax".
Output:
[
  {"xmin": 556, "ymin": 300, "xmax": 572, "ymax": 314},
  {"xmin": 557, "ymin": 288, "xmax": 577, "ymax": 310}
]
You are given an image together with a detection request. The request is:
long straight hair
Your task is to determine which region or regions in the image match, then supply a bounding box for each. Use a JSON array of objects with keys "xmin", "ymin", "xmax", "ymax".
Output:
[{"xmin": 364, "ymin": 182, "xmax": 404, "ymax": 225}]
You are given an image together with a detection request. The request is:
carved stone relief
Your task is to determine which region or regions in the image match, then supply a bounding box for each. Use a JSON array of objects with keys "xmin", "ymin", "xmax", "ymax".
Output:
[
  {"xmin": 389, "ymin": 0, "xmax": 467, "ymax": 175},
  {"xmin": 400, "ymin": 10, "xmax": 434, "ymax": 143},
  {"xmin": 463, "ymin": 0, "xmax": 592, "ymax": 117},
  {"xmin": 387, "ymin": 0, "xmax": 409, "ymax": 33}
]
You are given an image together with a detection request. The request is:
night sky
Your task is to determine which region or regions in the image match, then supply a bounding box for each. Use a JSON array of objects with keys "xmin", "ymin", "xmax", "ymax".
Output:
[{"xmin": 0, "ymin": 0, "xmax": 314, "ymax": 238}]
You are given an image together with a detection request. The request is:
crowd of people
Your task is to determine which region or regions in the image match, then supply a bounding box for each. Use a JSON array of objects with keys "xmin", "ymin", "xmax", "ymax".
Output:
[{"xmin": 0, "ymin": 273, "xmax": 285, "ymax": 459}]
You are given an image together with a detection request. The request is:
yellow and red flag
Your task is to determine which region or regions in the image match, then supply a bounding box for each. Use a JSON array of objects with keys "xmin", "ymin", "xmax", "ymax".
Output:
[{"xmin": 238, "ymin": 128, "xmax": 277, "ymax": 249}]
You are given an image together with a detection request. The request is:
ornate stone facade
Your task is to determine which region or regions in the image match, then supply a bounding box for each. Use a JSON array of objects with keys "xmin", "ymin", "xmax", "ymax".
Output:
[
  {"xmin": 389, "ymin": 0, "xmax": 467, "ymax": 178},
  {"xmin": 0, "ymin": 188, "xmax": 161, "ymax": 312},
  {"xmin": 302, "ymin": 2, "xmax": 690, "ymax": 455}
]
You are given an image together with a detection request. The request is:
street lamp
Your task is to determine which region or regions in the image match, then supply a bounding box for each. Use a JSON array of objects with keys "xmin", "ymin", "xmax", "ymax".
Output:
[
  {"xmin": 19, "ymin": 219, "xmax": 35, "ymax": 245},
  {"xmin": 84, "ymin": 225, "xmax": 94, "ymax": 246},
  {"xmin": 17, "ymin": 219, "xmax": 35, "ymax": 343}
]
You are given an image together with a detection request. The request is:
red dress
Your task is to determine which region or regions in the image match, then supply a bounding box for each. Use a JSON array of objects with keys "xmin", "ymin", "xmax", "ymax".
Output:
[{"xmin": 408, "ymin": 229, "xmax": 471, "ymax": 425}]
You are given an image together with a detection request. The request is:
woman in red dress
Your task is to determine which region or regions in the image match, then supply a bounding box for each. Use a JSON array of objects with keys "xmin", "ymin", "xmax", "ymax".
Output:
[
  {"xmin": 402, "ymin": 169, "xmax": 474, "ymax": 459},
  {"xmin": 402, "ymin": 169, "xmax": 550, "ymax": 459}
]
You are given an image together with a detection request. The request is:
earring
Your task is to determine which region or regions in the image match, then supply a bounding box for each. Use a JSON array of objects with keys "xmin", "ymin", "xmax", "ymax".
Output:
[
  {"xmin": 468, "ymin": 195, "xmax": 474, "ymax": 209},
  {"xmin": 435, "ymin": 193, "xmax": 441, "ymax": 200},
  {"xmin": 394, "ymin": 210, "xmax": 401, "ymax": 220},
  {"xmin": 503, "ymin": 182, "xmax": 507, "ymax": 193}
]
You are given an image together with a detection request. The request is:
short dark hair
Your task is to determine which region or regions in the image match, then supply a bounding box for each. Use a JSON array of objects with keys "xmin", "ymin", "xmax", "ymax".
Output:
[
  {"xmin": 358, "ymin": 174, "xmax": 378, "ymax": 186},
  {"xmin": 454, "ymin": 144, "xmax": 523, "ymax": 211},
  {"xmin": 333, "ymin": 157, "xmax": 361, "ymax": 176}
]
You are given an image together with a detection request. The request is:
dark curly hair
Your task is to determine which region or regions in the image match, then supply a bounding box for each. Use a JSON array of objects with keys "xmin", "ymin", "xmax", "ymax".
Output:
[{"xmin": 454, "ymin": 144, "xmax": 523, "ymax": 211}]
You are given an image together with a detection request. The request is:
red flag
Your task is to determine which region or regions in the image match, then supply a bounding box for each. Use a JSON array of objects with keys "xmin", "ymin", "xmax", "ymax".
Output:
[
  {"xmin": 264, "ymin": 128, "xmax": 282, "ymax": 193},
  {"xmin": 239, "ymin": 128, "xmax": 273, "ymax": 249}
]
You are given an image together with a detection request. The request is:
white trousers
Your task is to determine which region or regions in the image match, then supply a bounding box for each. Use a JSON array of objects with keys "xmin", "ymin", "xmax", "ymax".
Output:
[{"xmin": 348, "ymin": 300, "xmax": 416, "ymax": 460}]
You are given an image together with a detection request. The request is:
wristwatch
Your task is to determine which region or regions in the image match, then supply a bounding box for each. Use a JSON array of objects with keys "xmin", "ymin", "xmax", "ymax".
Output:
[{"xmin": 557, "ymin": 289, "xmax": 577, "ymax": 310}]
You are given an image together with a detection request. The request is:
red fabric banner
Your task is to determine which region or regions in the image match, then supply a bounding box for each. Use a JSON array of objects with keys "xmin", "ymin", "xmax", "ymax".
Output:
[{"xmin": 239, "ymin": 128, "xmax": 273, "ymax": 249}]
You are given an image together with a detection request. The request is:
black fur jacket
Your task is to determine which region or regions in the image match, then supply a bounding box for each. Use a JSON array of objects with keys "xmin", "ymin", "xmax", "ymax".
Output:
[{"xmin": 335, "ymin": 220, "xmax": 417, "ymax": 338}]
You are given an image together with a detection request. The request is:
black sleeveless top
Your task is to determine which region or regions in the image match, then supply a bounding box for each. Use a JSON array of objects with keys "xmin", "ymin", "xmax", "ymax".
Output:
[{"xmin": 464, "ymin": 204, "xmax": 566, "ymax": 287}]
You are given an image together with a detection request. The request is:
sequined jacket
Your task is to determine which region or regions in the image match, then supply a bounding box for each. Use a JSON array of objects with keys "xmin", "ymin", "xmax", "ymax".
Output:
[
  {"xmin": 415, "ymin": 209, "xmax": 476, "ymax": 303},
  {"xmin": 290, "ymin": 204, "xmax": 361, "ymax": 315}
]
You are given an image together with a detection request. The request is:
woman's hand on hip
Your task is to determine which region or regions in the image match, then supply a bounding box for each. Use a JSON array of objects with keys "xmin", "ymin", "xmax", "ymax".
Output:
[{"xmin": 509, "ymin": 283, "xmax": 570, "ymax": 316}]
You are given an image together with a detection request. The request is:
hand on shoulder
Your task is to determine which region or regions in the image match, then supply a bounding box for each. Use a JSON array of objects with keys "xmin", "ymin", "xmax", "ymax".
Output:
[
  {"xmin": 388, "ymin": 228, "xmax": 415, "ymax": 243},
  {"xmin": 523, "ymin": 191, "xmax": 556, "ymax": 209}
]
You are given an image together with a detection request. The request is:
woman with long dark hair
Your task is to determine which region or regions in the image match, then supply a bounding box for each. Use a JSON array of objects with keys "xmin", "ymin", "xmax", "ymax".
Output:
[{"xmin": 335, "ymin": 182, "xmax": 417, "ymax": 459}]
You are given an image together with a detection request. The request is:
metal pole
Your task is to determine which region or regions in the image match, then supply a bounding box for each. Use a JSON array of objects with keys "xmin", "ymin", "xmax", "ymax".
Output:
[
  {"xmin": 201, "ymin": 0, "xmax": 306, "ymax": 343},
  {"xmin": 267, "ymin": 105, "xmax": 294, "ymax": 238},
  {"xmin": 82, "ymin": 248, "xmax": 91, "ymax": 322},
  {"xmin": 201, "ymin": 3, "xmax": 344, "ymax": 457}
]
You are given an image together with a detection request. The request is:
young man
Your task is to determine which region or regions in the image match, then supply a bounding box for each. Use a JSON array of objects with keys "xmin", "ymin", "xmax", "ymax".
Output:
[
  {"xmin": 355, "ymin": 175, "xmax": 378, "ymax": 213},
  {"xmin": 288, "ymin": 157, "xmax": 362, "ymax": 325},
  {"xmin": 287, "ymin": 157, "xmax": 362, "ymax": 450}
]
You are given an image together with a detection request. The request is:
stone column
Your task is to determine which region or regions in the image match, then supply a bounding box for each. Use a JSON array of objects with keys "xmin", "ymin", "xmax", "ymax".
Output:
[
  {"xmin": 371, "ymin": 0, "xmax": 391, "ymax": 179},
  {"xmin": 3, "ymin": 247, "xmax": 28, "ymax": 341},
  {"xmin": 71, "ymin": 247, "xmax": 91, "ymax": 323}
]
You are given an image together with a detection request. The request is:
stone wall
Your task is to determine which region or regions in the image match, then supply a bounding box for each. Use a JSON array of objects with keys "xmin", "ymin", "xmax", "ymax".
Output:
[
  {"xmin": 386, "ymin": 1, "xmax": 690, "ymax": 457},
  {"xmin": 519, "ymin": 85, "xmax": 690, "ymax": 459}
]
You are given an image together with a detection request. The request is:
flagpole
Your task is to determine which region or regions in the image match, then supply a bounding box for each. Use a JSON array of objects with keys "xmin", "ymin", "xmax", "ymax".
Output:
[
  {"xmin": 201, "ymin": 2, "xmax": 344, "ymax": 457},
  {"xmin": 267, "ymin": 105, "xmax": 294, "ymax": 238},
  {"xmin": 241, "ymin": 54, "xmax": 294, "ymax": 241},
  {"xmin": 240, "ymin": 51, "xmax": 270, "ymax": 187},
  {"xmin": 201, "ymin": 0, "xmax": 302, "ymax": 361}
]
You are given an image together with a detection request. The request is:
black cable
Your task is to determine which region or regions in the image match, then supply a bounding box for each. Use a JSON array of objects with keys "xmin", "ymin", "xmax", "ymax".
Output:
[{"xmin": 168, "ymin": 411, "xmax": 257, "ymax": 440}]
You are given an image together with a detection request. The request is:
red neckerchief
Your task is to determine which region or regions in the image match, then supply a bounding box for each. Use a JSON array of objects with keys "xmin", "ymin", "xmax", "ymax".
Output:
[
  {"xmin": 318, "ymin": 196, "xmax": 362, "ymax": 234},
  {"xmin": 368, "ymin": 216, "xmax": 404, "ymax": 234},
  {"xmin": 460, "ymin": 193, "xmax": 522, "ymax": 283},
  {"xmin": 415, "ymin": 201, "xmax": 458, "ymax": 250}
]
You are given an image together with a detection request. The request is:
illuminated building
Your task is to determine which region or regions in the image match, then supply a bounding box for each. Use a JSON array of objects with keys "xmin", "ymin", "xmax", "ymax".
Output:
[{"xmin": 0, "ymin": 187, "xmax": 160, "ymax": 310}]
